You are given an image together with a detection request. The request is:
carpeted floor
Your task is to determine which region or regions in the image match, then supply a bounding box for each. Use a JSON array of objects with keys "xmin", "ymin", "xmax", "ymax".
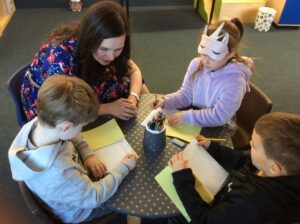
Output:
[{"xmin": 0, "ymin": 2, "xmax": 299, "ymax": 223}]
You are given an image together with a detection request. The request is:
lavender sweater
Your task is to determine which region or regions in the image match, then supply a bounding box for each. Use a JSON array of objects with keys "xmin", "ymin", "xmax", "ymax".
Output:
[{"xmin": 164, "ymin": 57, "xmax": 252, "ymax": 127}]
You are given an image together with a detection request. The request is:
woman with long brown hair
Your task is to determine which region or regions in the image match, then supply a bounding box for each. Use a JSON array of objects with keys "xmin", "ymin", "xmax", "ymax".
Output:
[{"xmin": 21, "ymin": 0, "xmax": 148, "ymax": 122}]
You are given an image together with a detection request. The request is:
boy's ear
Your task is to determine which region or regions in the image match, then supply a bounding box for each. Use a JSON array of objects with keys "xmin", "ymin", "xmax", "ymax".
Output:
[
  {"xmin": 57, "ymin": 121, "xmax": 74, "ymax": 133},
  {"xmin": 269, "ymin": 160, "xmax": 285, "ymax": 176}
]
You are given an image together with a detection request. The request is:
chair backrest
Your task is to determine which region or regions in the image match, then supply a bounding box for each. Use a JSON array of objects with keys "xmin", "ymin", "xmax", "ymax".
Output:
[
  {"xmin": 18, "ymin": 181, "xmax": 55, "ymax": 224},
  {"xmin": 6, "ymin": 64, "xmax": 30, "ymax": 127},
  {"xmin": 236, "ymin": 82, "xmax": 273, "ymax": 135}
]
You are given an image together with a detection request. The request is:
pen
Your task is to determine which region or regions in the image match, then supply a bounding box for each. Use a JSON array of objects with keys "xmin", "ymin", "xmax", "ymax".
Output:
[
  {"xmin": 205, "ymin": 138, "xmax": 227, "ymax": 142},
  {"xmin": 153, "ymin": 94, "xmax": 158, "ymax": 107}
]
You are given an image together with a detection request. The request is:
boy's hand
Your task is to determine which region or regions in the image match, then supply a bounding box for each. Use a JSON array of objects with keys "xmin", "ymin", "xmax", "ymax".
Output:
[
  {"xmin": 168, "ymin": 152, "xmax": 189, "ymax": 172},
  {"xmin": 167, "ymin": 112, "xmax": 183, "ymax": 126},
  {"xmin": 194, "ymin": 135, "xmax": 211, "ymax": 149},
  {"xmin": 149, "ymin": 97, "xmax": 166, "ymax": 109},
  {"xmin": 84, "ymin": 155, "xmax": 107, "ymax": 180},
  {"xmin": 122, "ymin": 153, "xmax": 138, "ymax": 171}
]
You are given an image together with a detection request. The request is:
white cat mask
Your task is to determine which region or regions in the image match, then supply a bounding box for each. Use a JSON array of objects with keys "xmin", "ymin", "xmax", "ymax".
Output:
[{"xmin": 198, "ymin": 22, "xmax": 229, "ymax": 61}]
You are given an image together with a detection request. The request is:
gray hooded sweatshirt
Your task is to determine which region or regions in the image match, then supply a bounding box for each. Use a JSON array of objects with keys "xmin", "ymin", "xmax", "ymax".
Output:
[{"xmin": 8, "ymin": 118, "xmax": 129, "ymax": 223}]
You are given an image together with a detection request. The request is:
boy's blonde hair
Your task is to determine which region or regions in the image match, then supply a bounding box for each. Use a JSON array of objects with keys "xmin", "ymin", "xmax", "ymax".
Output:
[
  {"xmin": 37, "ymin": 75, "xmax": 99, "ymax": 127},
  {"xmin": 254, "ymin": 112, "xmax": 300, "ymax": 175}
]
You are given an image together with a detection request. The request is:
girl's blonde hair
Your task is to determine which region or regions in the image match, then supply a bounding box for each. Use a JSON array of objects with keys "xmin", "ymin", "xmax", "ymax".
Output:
[
  {"xmin": 37, "ymin": 75, "xmax": 99, "ymax": 127},
  {"xmin": 192, "ymin": 18, "xmax": 253, "ymax": 77}
]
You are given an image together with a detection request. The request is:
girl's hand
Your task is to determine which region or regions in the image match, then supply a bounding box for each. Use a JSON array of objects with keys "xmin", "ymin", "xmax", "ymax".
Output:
[
  {"xmin": 167, "ymin": 112, "xmax": 183, "ymax": 126},
  {"xmin": 168, "ymin": 152, "xmax": 189, "ymax": 172},
  {"xmin": 109, "ymin": 98, "xmax": 137, "ymax": 120},
  {"xmin": 84, "ymin": 155, "xmax": 107, "ymax": 180},
  {"xmin": 122, "ymin": 153, "xmax": 138, "ymax": 171},
  {"xmin": 194, "ymin": 135, "xmax": 211, "ymax": 149},
  {"xmin": 149, "ymin": 97, "xmax": 166, "ymax": 109}
]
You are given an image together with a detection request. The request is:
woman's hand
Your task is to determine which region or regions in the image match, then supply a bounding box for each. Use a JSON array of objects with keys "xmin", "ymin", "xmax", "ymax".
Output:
[
  {"xmin": 84, "ymin": 155, "xmax": 107, "ymax": 180},
  {"xmin": 128, "ymin": 94, "xmax": 138, "ymax": 106},
  {"xmin": 107, "ymin": 98, "xmax": 137, "ymax": 120},
  {"xmin": 122, "ymin": 153, "xmax": 138, "ymax": 171},
  {"xmin": 168, "ymin": 152, "xmax": 189, "ymax": 172},
  {"xmin": 194, "ymin": 135, "xmax": 211, "ymax": 149},
  {"xmin": 167, "ymin": 112, "xmax": 183, "ymax": 126}
]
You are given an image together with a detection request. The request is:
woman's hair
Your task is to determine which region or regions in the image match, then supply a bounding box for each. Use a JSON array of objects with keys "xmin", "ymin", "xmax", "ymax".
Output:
[
  {"xmin": 46, "ymin": 1, "xmax": 131, "ymax": 86},
  {"xmin": 254, "ymin": 112, "xmax": 300, "ymax": 175},
  {"xmin": 192, "ymin": 18, "xmax": 250, "ymax": 77},
  {"xmin": 37, "ymin": 75, "xmax": 99, "ymax": 127}
]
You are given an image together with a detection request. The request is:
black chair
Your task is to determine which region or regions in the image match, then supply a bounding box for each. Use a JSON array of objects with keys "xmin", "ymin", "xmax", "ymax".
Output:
[
  {"xmin": 232, "ymin": 82, "xmax": 273, "ymax": 151},
  {"xmin": 6, "ymin": 64, "xmax": 30, "ymax": 127},
  {"xmin": 18, "ymin": 181, "xmax": 117, "ymax": 224}
]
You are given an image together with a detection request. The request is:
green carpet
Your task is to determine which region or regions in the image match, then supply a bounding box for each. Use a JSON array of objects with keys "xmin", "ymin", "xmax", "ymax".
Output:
[{"xmin": 0, "ymin": 4, "xmax": 299, "ymax": 223}]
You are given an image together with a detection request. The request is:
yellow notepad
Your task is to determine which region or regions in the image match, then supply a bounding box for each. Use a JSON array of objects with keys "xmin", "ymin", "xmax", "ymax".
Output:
[
  {"xmin": 166, "ymin": 123, "xmax": 201, "ymax": 142},
  {"xmin": 80, "ymin": 119, "xmax": 124, "ymax": 150},
  {"xmin": 141, "ymin": 109, "xmax": 201, "ymax": 142},
  {"xmin": 194, "ymin": 178, "xmax": 214, "ymax": 203}
]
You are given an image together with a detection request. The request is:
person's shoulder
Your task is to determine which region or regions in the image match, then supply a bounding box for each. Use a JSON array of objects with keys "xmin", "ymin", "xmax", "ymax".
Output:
[
  {"xmin": 39, "ymin": 37, "xmax": 77, "ymax": 53},
  {"xmin": 220, "ymin": 61, "xmax": 252, "ymax": 79},
  {"xmin": 189, "ymin": 57, "xmax": 201, "ymax": 66},
  {"xmin": 186, "ymin": 57, "xmax": 201, "ymax": 74}
]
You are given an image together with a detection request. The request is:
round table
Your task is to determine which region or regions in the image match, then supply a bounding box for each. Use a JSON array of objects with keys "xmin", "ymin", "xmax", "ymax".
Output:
[{"xmin": 104, "ymin": 94, "xmax": 232, "ymax": 218}]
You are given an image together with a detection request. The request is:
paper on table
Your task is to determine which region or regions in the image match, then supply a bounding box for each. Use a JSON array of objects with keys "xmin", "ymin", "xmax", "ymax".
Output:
[
  {"xmin": 165, "ymin": 123, "xmax": 201, "ymax": 143},
  {"xmin": 141, "ymin": 109, "xmax": 201, "ymax": 142},
  {"xmin": 155, "ymin": 166, "xmax": 191, "ymax": 222},
  {"xmin": 141, "ymin": 108, "xmax": 161, "ymax": 127},
  {"xmin": 155, "ymin": 139, "xmax": 228, "ymax": 222},
  {"xmin": 80, "ymin": 119, "xmax": 124, "ymax": 150},
  {"xmin": 183, "ymin": 139, "xmax": 229, "ymax": 196},
  {"xmin": 93, "ymin": 138, "xmax": 135, "ymax": 171}
]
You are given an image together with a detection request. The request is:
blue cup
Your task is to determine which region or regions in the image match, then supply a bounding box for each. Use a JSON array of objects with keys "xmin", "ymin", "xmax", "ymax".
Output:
[{"xmin": 143, "ymin": 125, "xmax": 166, "ymax": 152}]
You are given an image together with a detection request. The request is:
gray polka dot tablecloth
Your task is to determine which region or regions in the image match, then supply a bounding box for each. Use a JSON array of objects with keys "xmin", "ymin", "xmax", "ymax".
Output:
[{"xmin": 105, "ymin": 94, "xmax": 233, "ymax": 218}]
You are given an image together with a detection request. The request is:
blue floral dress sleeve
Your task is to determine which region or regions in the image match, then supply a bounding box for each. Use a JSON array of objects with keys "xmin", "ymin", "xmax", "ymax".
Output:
[{"xmin": 20, "ymin": 38, "xmax": 78, "ymax": 121}]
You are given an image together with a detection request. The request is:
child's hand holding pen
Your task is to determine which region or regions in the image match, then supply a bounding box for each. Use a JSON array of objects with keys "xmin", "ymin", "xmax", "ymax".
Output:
[
  {"xmin": 149, "ymin": 94, "xmax": 166, "ymax": 109},
  {"xmin": 194, "ymin": 135, "xmax": 226, "ymax": 149},
  {"xmin": 194, "ymin": 135, "xmax": 211, "ymax": 149}
]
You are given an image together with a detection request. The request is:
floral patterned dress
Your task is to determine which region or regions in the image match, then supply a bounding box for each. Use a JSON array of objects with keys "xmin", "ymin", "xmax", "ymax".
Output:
[{"xmin": 21, "ymin": 38, "xmax": 130, "ymax": 121}]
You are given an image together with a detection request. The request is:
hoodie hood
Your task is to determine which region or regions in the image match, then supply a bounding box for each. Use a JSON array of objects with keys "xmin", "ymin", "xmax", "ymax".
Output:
[
  {"xmin": 8, "ymin": 118, "xmax": 63, "ymax": 181},
  {"xmin": 205, "ymin": 60, "xmax": 253, "ymax": 92}
]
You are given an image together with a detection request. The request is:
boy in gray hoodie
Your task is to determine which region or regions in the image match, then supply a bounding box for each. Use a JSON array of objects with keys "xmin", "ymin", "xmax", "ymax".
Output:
[{"xmin": 8, "ymin": 75, "xmax": 138, "ymax": 223}]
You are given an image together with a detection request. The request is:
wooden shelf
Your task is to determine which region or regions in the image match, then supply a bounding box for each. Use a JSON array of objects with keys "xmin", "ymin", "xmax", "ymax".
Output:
[
  {"xmin": 195, "ymin": 0, "xmax": 267, "ymax": 23},
  {"xmin": 0, "ymin": 0, "xmax": 15, "ymax": 37}
]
